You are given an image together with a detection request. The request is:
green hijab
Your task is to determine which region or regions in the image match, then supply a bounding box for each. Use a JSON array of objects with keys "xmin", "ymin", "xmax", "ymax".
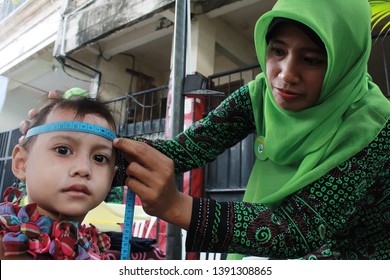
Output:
[
  {"xmin": 245, "ymin": 0, "xmax": 390, "ymax": 210},
  {"xmin": 228, "ymin": 0, "xmax": 390, "ymax": 260}
]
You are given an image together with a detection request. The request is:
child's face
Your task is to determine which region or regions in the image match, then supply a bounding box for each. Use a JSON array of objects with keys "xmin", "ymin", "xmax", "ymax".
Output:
[
  {"xmin": 13, "ymin": 108, "xmax": 117, "ymax": 222},
  {"xmin": 265, "ymin": 23, "xmax": 327, "ymax": 111}
]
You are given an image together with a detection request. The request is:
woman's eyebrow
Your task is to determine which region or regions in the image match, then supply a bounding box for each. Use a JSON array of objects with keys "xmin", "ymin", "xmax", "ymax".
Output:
[{"xmin": 270, "ymin": 38, "xmax": 325, "ymax": 55}]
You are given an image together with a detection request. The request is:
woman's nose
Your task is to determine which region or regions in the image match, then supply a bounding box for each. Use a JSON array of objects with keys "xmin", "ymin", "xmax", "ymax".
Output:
[{"xmin": 279, "ymin": 57, "xmax": 300, "ymax": 85}]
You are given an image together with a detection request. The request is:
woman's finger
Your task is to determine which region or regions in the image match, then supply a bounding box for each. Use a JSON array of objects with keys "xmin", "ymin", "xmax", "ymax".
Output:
[
  {"xmin": 18, "ymin": 90, "xmax": 60, "ymax": 137},
  {"xmin": 125, "ymin": 161, "xmax": 154, "ymax": 188},
  {"xmin": 18, "ymin": 135, "xmax": 26, "ymax": 145},
  {"xmin": 18, "ymin": 120, "xmax": 30, "ymax": 135},
  {"xmin": 125, "ymin": 174, "xmax": 153, "ymax": 200},
  {"xmin": 48, "ymin": 90, "xmax": 60, "ymax": 99},
  {"xmin": 27, "ymin": 109, "xmax": 38, "ymax": 119},
  {"xmin": 114, "ymin": 138, "xmax": 175, "ymax": 188},
  {"xmin": 113, "ymin": 138, "xmax": 170, "ymax": 170}
]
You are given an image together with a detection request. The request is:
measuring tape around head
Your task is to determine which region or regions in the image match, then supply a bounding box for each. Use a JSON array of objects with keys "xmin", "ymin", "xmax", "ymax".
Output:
[
  {"xmin": 25, "ymin": 121, "xmax": 116, "ymax": 141},
  {"xmin": 120, "ymin": 189, "xmax": 136, "ymax": 260}
]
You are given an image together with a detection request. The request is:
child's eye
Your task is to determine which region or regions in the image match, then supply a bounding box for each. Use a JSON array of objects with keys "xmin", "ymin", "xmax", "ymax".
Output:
[
  {"xmin": 55, "ymin": 146, "xmax": 72, "ymax": 155},
  {"xmin": 93, "ymin": 154, "xmax": 109, "ymax": 163}
]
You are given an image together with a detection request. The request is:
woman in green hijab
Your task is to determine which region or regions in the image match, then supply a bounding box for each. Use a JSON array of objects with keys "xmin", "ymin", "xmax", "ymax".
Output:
[{"xmin": 113, "ymin": 0, "xmax": 390, "ymax": 260}]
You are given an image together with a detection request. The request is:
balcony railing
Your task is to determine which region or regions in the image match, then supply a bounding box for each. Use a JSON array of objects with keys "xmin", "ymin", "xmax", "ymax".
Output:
[{"xmin": 105, "ymin": 86, "xmax": 168, "ymax": 140}]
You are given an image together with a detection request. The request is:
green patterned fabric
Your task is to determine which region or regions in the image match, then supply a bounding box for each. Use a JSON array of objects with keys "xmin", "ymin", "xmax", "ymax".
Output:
[
  {"xmin": 183, "ymin": 92, "xmax": 390, "ymax": 259},
  {"xmin": 142, "ymin": 84, "xmax": 389, "ymax": 259}
]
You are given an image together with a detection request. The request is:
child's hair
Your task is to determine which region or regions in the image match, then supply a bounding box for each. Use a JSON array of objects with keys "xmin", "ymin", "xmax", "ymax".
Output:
[{"xmin": 22, "ymin": 97, "xmax": 117, "ymax": 150}]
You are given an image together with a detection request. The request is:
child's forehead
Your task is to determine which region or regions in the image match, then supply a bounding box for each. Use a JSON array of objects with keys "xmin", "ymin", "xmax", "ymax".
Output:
[{"xmin": 46, "ymin": 107, "xmax": 112, "ymax": 130}]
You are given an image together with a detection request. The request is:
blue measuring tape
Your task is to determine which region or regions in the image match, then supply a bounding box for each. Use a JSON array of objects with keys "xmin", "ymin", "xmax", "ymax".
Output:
[
  {"xmin": 25, "ymin": 121, "xmax": 116, "ymax": 141},
  {"xmin": 120, "ymin": 189, "xmax": 136, "ymax": 260}
]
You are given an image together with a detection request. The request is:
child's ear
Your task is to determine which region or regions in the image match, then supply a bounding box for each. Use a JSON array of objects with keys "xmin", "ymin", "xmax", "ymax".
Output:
[{"xmin": 12, "ymin": 144, "xmax": 28, "ymax": 181}]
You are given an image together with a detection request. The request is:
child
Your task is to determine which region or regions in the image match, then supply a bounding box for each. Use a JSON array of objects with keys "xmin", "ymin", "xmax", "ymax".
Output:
[{"xmin": 0, "ymin": 96, "xmax": 122, "ymax": 260}]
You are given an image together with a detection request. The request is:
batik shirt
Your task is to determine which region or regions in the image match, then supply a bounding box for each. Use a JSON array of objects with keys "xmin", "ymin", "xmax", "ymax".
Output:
[
  {"xmin": 137, "ymin": 85, "xmax": 390, "ymax": 259},
  {"xmin": 0, "ymin": 188, "xmax": 113, "ymax": 260}
]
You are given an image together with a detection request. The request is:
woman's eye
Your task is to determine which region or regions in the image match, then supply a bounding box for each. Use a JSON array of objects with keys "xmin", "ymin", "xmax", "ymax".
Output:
[
  {"xmin": 271, "ymin": 47, "xmax": 285, "ymax": 57},
  {"xmin": 304, "ymin": 56, "xmax": 326, "ymax": 66},
  {"xmin": 55, "ymin": 146, "xmax": 72, "ymax": 155},
  {"xmin": 93, "ymin": 154, "xmax": 109, "ymax": 163}
]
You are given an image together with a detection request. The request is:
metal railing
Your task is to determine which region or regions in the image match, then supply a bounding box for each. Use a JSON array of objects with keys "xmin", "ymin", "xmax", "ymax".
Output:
[
  {"xmin": 202, "ymin": 64, "xmax": 261, "ymax": 201},
  {"xmin": 105, "ymin": 86, "xmax": 168, "ymax": 140}
]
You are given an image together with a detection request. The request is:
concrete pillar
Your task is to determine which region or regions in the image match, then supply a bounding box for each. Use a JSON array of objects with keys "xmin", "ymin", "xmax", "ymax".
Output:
[{"xmin": 188, "ymin": 15, "xmax": 217, "ymax": 76}]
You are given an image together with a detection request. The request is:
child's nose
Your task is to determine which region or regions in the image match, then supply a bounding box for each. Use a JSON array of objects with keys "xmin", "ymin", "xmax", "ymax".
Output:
[{"xmin": 69, "ymin": 157, "xmax": 92, "ymax": 178}]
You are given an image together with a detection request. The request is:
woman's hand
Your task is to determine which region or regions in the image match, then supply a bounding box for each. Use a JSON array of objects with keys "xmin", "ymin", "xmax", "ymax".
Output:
[
  {"xmin": 113, "ymin": 138, "xmax": 193, "ymax": 230},
  {"xmin": 18, "ymin": 90, "xmax": 59, "ymax": 143}
]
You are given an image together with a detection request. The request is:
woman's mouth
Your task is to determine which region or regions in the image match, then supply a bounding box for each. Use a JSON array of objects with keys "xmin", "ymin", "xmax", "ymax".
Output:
[{"xmin": 276, "ymin": 88, "xmax": 301, "ymax": 101}]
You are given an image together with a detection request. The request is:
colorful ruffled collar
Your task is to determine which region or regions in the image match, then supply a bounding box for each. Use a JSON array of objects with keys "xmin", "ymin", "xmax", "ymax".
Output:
[{"xmin": 0, "ymin": 187, "xmax": 114, "ymax": 260}]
